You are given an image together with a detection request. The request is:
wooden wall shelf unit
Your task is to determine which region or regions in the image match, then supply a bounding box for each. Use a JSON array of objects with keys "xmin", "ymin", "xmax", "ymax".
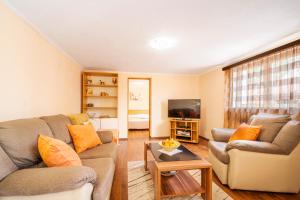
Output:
[
  {"xmin": 82, "ymin": 71, "xmax": 118, "ymax": 118},
  {"xmin": 170, "ymin": 119, "xmax": 199, "ymax": 143},
  {"xmin": 84, "ymin": 96, "xmax": 118, "ymax": 98},
  {"xmin": 84, "ymin": 84, "xmax": 118, "ymax": 88}
]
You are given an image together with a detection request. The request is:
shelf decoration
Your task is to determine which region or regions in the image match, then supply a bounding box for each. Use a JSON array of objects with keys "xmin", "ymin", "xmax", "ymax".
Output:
[
  {"xmin": 99, "ymin": 80, "xmax": 105, "ymax": 85},
  {"xmin": 86, "ymin": 88, "xmax": 93, "ymax": 96},
  {"xmin": 87, "ymin": 79, "xmax": 92, "ymax": 84},
  {"xmin": 87, "ymin": 112, "xmax": 96, "ymax": 118},
  {"xmin": 100, "ymin": 92, "xmax": 109, "ymax": 96},
  {"xmin": 87, "ymin": 103, "xmax": 94, "ymax": 107},
  {"xmin": 112, "ymin": 77, "xmax": 117, "ymax": 85}
]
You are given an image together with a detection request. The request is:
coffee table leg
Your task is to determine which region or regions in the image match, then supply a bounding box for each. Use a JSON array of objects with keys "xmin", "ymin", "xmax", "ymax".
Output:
[
  {"xmin": 206, "ymin": 167, "xmax": 212, "ymax": 200},
  {"xmin": 201, "ymin": 168, "xmax": 206, "ymax": 199},
  {"xmin": 155, "ymin": 167, "xmax": 161, "ymax": 200},
  {"xmin": 201, "ymin": 168, "xmax": 212, "ymax": 200},
  {"xmin": 144, "ymin": 142, "xmax": 148, "ymax": 171}
]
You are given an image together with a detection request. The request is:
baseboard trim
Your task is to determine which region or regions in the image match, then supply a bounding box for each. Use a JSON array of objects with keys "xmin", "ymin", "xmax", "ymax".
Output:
[
  {"xmin": 199, "ymin": 136, "xmax": 209, "ymax": 141},
  {"xmin": 119, "ymin": 136, "xmax": 168, "ymax": 141},
  {"xmin": 150, "ymin": 136, "xmax": 169, "ymax": 139},
  {"xmin": 120, "ymin": 136, "xmax": 206, "ymax": 141}
]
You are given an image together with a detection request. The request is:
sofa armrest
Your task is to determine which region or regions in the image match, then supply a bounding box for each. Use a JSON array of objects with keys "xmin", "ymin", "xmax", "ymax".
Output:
[
  {"xmin": 0, "ymin": 166, "xmax": 96, "ymax": 196},
  {"xmin": 226, "ymin": 140, "xmax": 285, "ymax": 155},
  {"xmin": 211, "ymin": 128, "xmax": 236, "ymax": 142},
  {"xmin": 97, "ymin": 130, "xmax": 114, "ymax": 143}
]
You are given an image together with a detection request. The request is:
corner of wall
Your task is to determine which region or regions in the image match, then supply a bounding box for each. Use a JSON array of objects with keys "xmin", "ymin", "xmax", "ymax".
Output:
[{"xmin": 198, "ymin": 67, "xmax": 225, "ymax": 139}]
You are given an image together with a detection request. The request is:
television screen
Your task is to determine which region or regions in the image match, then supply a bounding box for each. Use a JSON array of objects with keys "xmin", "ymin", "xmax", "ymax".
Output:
[{"xmin": 168, "ymin": 99, "xmax": 200, "ymax": 119}]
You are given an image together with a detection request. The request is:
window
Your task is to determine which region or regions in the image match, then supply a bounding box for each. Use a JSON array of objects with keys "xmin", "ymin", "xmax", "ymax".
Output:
[
  {"xmin": 224, "ymin": 43, "xmax": 300, "ymax": 128},
  {"xmin": 228, "ymin": 45, "xmax": 300, "ymax": 110}
]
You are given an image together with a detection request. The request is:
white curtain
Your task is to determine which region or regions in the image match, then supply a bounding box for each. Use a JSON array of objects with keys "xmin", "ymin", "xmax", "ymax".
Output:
[{"xmin": 224, "ymin": 44, "xmax": 300, "ymax": 128}]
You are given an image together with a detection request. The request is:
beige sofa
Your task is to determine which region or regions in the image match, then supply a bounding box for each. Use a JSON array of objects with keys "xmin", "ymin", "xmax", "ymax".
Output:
[
  {"xmin": 208, "ymin": 113, "xmax": 300, "ymax": 193},
  {"xmin": 0, "ymin": 115, "xmax": 118, "ymax": 200}
]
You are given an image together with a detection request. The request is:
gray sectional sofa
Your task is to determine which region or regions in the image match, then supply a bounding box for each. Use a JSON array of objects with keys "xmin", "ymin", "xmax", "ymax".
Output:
[{"xmin": 0, "ymin": 114, "xmax": 118, "ymax": 200}]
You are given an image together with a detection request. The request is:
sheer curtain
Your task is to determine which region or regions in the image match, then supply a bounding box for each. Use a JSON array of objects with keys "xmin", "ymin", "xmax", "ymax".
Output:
[{"xmin": 224, "ymin": 44, "xmax": 300, "ymax": 128}]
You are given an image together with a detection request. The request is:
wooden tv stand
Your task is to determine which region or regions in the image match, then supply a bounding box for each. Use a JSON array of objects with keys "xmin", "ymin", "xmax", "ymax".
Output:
[{"xmin": 170, "ymin": 119, "xmax": 199, "ymax": 143}]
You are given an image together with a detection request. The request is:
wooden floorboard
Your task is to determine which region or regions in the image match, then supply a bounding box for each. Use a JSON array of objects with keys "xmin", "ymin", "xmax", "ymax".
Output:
[{"xmin": 110, "ymin": 130, "xmax": 300, "ymax": 200}]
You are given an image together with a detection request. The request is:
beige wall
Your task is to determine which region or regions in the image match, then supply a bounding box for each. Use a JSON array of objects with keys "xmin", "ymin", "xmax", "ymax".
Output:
[
  {"xmin": 0, "ymin": 2, "xmax": 82, "ymax": 121},
  {"xmin": 118, "ymin": 73, "xmax": 200, "ymax": 138},
  {"xmin": 198, "ymin": 68, "xmax": 225, "ymax": 139}
]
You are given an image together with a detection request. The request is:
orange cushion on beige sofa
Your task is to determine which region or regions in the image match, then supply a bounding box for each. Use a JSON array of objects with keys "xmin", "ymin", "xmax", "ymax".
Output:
[
  {"xmin": 38, "ymin": 135, "xmax": 82, "ymax": 167},
  {"xmin": 229, "ymin": 123, "xmax": 262, "ymax": 142},
  {"xmin": 67, "ymin": 124, "xmax": 102, "ymax": 153}
]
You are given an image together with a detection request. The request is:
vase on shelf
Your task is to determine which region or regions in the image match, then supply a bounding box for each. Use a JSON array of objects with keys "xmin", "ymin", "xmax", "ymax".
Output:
[{"xmin": 112, "ymin": 77, "xmax": 117, "ymax": 85}]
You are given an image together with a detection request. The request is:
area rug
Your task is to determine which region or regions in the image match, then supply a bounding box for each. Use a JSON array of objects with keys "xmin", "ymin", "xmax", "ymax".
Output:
[{"xmin": 128, "ymin": 161, "xmax": 232, "ymax": 200}]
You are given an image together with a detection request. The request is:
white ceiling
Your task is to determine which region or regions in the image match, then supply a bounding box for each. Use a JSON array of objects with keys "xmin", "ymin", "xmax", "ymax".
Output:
[{"xmin": 5, "ymin": 0, "xmax": 300, "ymax": 73}]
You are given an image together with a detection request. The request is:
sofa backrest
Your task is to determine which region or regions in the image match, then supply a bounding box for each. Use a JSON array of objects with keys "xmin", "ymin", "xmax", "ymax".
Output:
[
  {"xmin": 248, "ymin": 113, "xmax": 290, "ymax": 124},
  {"xmin": 0, "ymin": 118, "xmax": 53, "ymax": 168},
  {"xmin": 0, "ymin": 145, "xmax": 17, "ymax": 181},
  {"xmin": 250, "ymin": 113, "xmax": 291, "ymax": 143},
  {"xmin": 40, "ymin": 115, "xmax": 72, "ymax": 144},
  {"xmin": 272, "ymin": 120, "xmax": 300, "ymax": 154}
]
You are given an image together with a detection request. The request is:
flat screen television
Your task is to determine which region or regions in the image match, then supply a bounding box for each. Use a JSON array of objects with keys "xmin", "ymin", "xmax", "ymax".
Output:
[{"xmin": 168, "ymin": 99, "xmax": 201, "ymax": 119}]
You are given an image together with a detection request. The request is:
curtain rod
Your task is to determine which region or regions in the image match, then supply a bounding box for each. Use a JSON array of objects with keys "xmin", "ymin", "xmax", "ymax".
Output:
[{"xmin": 222, "ymin": 39, "xmax": 300, "ymax": 71}]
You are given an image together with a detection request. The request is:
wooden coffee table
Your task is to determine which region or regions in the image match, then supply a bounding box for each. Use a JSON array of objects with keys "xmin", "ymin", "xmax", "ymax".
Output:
[{"xmin": 144, "ymin": 141, "xmax": 212, "ymax": 200}]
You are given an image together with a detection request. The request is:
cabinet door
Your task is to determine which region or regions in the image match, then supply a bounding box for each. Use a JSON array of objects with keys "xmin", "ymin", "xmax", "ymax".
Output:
[
  {"xmin": 90, "ymin": 118, "xmax": 101, "ymax": 131},
  {"xmin": 100, "ymin": 118, "xmax": 118, "ymax": 129}
]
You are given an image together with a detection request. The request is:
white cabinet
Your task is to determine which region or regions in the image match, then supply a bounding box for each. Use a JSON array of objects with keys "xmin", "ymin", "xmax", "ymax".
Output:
[
  {"xmin": 90, "ymin": 118, "xmax": 118, "ymax": 131},
  {"xmin": 100, "ymin": 118, "xmax": 118, "ymax": 130},
  {"xmin": 90, "ymin": 118, "xmax": 101, "ymax": 131}
]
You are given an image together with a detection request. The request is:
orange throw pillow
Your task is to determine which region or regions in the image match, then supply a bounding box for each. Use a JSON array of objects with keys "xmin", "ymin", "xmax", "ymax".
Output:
[
  {"xmin": 38, "ymin": 135, "xmax": 82, "ymax": 167},
  {"xmin": 67, "ymin": 124, "xmax": 102, "ymax": 153},
  {"xmin": 229, "ymin": 123, "xmax": 262, "ymax": 142}
]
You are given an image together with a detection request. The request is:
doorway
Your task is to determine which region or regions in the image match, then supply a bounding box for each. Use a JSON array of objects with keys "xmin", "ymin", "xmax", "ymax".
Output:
[{"xmin": 127, "ymin": 78, "xmax": 151, "ymax": 139}]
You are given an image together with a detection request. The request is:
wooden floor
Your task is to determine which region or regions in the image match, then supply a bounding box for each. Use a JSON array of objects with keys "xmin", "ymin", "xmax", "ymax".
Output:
[{"xmin": 110, "ymin": 130, "xmax": 300, "ymax": 200}]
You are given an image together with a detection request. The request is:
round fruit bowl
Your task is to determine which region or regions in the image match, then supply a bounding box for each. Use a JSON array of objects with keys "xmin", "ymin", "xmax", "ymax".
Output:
[{"xmin": 159, "ymin": 139, "xmax": 180, "ymax": 152}]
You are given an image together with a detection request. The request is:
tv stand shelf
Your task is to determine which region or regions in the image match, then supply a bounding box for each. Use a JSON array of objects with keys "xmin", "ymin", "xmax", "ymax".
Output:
[{"xmin": 170, "ymin": 119, "xmax": 199, "ymax": 143}]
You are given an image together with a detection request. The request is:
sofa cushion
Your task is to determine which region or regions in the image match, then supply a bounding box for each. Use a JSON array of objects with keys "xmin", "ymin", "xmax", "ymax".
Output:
[
  {"xmin": 82, "ymin": 158, "xmax": 115, "ymax": 200},
  {"xmin": 229, "ymin": 123, "xmax": 261, "ymax": 142},
  {"xmin": 250, "ymin": 114, "xmax": 290, "ymax": 143},
  {"xmin": 0, "ymin": 166, "xmax": 96, "ymax": 196},
  {"xmin": 40, "ymin": 115, "xmax": 72, "ymax": 144},
  {"xmin": 252, "ymin": 113, "xmax": 290, "ymax": 119},
  {"xmin": 97, "ymin": 130, "xmax": 114, "ymax": 143},
  {"xmin": 211, "ymin": 128, "xmax": 236, "ymax": 142},
  {"xmin": 78, "ymin": 142, "xmax": 118, "ymax": 162},
  {"xmin": 0, "ymin": 145, "xmax": 17, "ymax": 181},
  {"xmin": 226, "ymin": 140, "xmax": 284, "ymax": 154},
  {"xmin": 208, "ymin": 141, "xmax": 229, "ymax": 164},
  {"xmin": 38, "ymin": 135, "xmax": 82, "ymax": 167},
  {"xmin": 248, "ymin": 113, "xmax": 290, "ymax": 125},
  {"xmin": 272, "ymin": 120, "xmax": 300, "ymax": 154},
  {"xmin": 69, "ymin": 113, "xmax": 89, "ymax": 125},
  {"xmin": 0, "ymin": 118, "xmax": 53, "ymax": 168},
  {"xmin": 68, "ymin": 124, "xmax": 102, "ymax": 153}
]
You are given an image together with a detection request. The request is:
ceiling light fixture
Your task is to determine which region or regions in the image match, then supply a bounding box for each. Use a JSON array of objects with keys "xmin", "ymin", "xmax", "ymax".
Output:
[{"xmin": 149, "ymin": 37, "xmax": 177, "ymax": 50}]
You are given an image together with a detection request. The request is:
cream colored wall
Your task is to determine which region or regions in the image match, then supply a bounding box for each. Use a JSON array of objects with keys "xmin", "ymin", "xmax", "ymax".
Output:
[
  {"xmin": 0, "ymin": 2, "xmax": 82, "ymax": 121},
  {"xmin": 118, "ymin": 73, "xmax": 200, "ymax": 138},
  {"xmin": 198, "ymin": 68, "xmax": 225, "ymax": 139}
]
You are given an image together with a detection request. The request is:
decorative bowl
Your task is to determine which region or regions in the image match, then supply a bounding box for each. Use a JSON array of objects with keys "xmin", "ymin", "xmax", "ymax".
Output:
[
  {"xmin": 159, "ymin": 139, "xmax": 180, "ymax": 152},
  {"xmin": 87, "ymin": 112, "xmax": 96, "ymax": 118}
]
